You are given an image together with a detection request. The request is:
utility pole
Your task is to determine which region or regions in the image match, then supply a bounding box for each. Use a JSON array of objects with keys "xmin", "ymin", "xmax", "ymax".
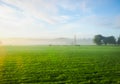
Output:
[{"xmin": 74, "ymin": 34, "xmax": 76, "ymax": 45}]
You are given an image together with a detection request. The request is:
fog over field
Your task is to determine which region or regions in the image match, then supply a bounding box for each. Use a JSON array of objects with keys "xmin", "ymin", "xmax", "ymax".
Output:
[
  {"xmin": 0, "ymin": 0, "xmax": 120, "ymax": 83},
  {"xmin": 1, "ymin": 38, "xmax": 94, "ymax": 45}
]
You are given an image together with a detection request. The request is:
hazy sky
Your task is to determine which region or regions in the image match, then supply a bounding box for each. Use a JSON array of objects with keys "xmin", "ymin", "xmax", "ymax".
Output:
[{"xmin": 0, "ymin": 0, "xmax": 120, "ymax": 39}]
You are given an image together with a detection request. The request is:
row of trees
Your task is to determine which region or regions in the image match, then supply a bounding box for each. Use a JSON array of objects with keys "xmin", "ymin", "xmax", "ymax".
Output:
[{"xmin": 93, "ymin": 34, "xmax": 120, "ymax": 45}]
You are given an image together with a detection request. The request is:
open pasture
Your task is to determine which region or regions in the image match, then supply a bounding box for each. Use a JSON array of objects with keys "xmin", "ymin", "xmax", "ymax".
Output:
[{"xmin": 0, "ymin": 45, "xmax": 120, "ymax": 84}]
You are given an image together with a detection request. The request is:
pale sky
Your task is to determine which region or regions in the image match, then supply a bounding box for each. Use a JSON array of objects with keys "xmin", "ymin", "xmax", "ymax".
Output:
[{"xmin": 0, "ymin": 0, "xmax": 120, "ymax": 39}]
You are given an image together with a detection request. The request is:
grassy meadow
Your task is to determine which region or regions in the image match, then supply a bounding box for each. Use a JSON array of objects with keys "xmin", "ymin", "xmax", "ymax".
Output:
[{"xmin": 0, "ymin": 45, "xmax": 120, "ymax": 84}]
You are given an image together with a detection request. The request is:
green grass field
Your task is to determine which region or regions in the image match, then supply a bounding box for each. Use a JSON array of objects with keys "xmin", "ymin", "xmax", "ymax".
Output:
[{"xmin": 0, "ymin": 45, "xmax": 120, "ymax": 84}]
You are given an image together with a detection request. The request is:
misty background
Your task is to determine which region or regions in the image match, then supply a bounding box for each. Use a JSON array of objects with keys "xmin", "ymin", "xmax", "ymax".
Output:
[{"xmin": 1, "ymin": 38, "xmax": 94, "ymax": 45}]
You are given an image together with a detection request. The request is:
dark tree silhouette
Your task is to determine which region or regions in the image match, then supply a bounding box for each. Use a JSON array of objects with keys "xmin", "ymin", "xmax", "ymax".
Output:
[
  {"xmin": 102, "ymin": 36, "xmax": 116, "ymax": 45},
  {"xmin": 93, "ymin": 35, "xmax": 102, "ymax": 45},
  {"xmin": 93, "ymin": 35, "xmax": 116, "ymax": 45},
  {"xmin": 117, "ymin": 36, "xmax": 120, "ymax": 45}
]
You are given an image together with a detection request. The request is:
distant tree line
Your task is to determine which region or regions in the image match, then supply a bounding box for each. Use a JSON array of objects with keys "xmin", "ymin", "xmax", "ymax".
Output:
[{"xmin": 93, "ymin": 34, "xmax": 120, "ymax": 45}]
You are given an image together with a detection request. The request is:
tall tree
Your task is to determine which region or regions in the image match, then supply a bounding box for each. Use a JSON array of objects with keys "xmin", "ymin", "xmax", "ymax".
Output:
[{"xmin": 93, "ymin": 35, "xmax": 102, "ymax": 45}]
